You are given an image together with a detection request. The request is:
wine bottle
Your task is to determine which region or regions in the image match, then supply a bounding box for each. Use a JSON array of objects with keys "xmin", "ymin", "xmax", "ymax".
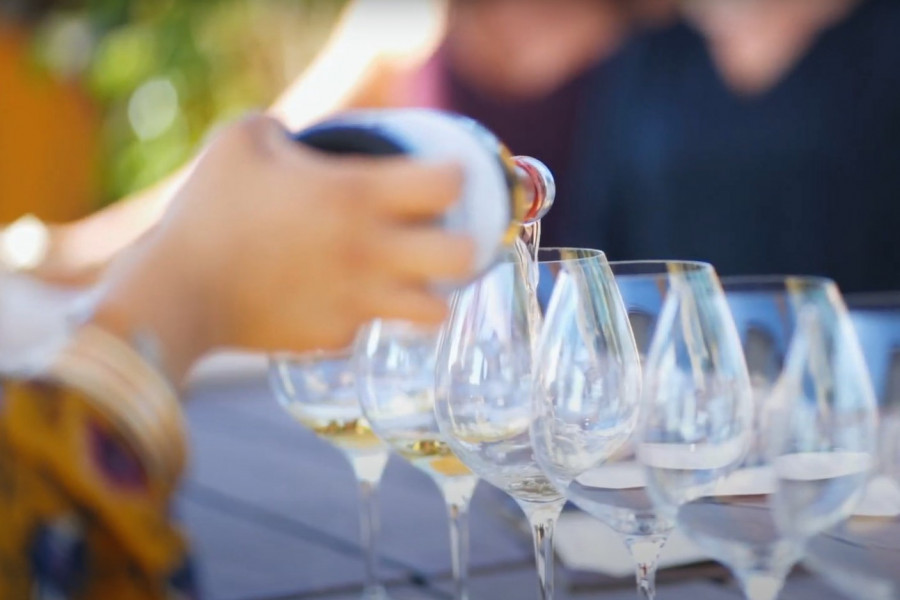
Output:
[{"xmin": 293, "ymin": 108, "xmax": 555, "ymax": 279}]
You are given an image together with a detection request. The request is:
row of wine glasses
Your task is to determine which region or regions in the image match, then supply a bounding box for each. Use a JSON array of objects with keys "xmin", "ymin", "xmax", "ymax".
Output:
[
  {"xmin": 271, "ymin": 326, "xmax": 482, "ymax": 600},
  {"xmin": 269, "ymin": 244, "xmax": 881, "ymax": 600},
  {"xmin": 640, "ymin": 275, "xmax": 876, "ymax": 600}
]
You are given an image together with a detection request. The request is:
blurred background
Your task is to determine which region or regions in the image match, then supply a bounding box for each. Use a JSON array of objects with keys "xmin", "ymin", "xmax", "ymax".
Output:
[
  {"xmin": 3, "ymin": 0, "xmax": 900, "ymax": 292},
  {"xmin": 0, "ymin": 0, "xmax": 345, "ymax": 221}
]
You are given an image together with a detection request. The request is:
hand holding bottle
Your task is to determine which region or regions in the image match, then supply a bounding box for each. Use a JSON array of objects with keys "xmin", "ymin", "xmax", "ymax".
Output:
[{"xmin": 92, "ymin": 114, "xmax": 475, "ymax": 382}]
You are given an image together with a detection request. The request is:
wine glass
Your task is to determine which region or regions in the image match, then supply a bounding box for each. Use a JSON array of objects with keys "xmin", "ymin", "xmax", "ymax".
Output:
[
  {"xmin": 435, "ymin": 248, "xmax": 608, "ymax": 600},
  {"xmin": 530, "ymin": 253, "xmax": 651, "ymax": 595},
  {"xmin": 642, "ymin": 275, "xmax": 877, "ymax": 600},
  {"xmin": 269, "ymin": 351, "xmax": 392, "ymax": 600},
  {"xmin": 803, "ymin": 293, "xmax": 900, "ymax": 600},
  {"xmin": 537, "ymin": 260, "xmax": 746, "ymax": 599},
  {"xmin": 354, "ymin": 320, "xmax": 478, "ymax": 600}
]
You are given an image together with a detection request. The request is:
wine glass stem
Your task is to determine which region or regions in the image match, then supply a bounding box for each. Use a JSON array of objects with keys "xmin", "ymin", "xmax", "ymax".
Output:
[
  {"xmin": 519, "ymin": 500, "xmax": 564, "ymax": 600},
  {"xmin": 439, "ymin": 477, "xmax": 477, "ymax": 599},
  {"xmin": 624, "ymin": 535, "xmax": 667, "ymax": 600},
  {"xmin": 357, "ymin": 479, "xmax": 383, "ymax": 596},
  {"xmin": 446, "ymin": 498, "xmax": 472, "ymax": 600},
  {"xmin": 737, "ymin": 571, "xmax": 785, "ymax": 600}
]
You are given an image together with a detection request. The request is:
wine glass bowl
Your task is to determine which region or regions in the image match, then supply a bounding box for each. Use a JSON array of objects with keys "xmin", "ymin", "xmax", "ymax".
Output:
[
  {"xmin": 436, "ymin": 255, "xmax": 553, "ymax": 502},
  {"xmin": 270, "ymin": 352, "xmax": 388, "ymax": 477},
  {"xmin": 530, "ymin": 254, "xmax": 645, "ymax": 525}
]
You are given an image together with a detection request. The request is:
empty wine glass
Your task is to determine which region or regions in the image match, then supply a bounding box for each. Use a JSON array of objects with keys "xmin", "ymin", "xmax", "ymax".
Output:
[
  {"xmin": 803, "ymin": 293, "xmax": 900, "ymax": 600},
  {"xmin": 530, "ymin": 254, "xmax": 649, "ymax": 595},
  {"xmin": 269, "ymin": 351, "xmax": 392, "ymax": 600},
  {"xmin": 540, "ymin": 260, "xmax": 747, "ymax": 599},
  {"xmin": 643, "ymin": 276, "xmax": 877, "ymax": 600},
  {"xmin": 435, "ymin": 247, "xmax": 607, "ymax": 599},
  {"xmin": 355, "ymin": 321, "xmax": 478, "ymax": 600}
]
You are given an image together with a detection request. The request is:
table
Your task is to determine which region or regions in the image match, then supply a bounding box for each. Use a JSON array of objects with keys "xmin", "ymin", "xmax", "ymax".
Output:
[{"xmin": 179, "ymin": 356, "xmax": 852, "ymax": 600}]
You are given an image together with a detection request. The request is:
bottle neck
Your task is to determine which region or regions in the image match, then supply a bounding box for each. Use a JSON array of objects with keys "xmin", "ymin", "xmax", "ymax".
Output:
[{"xmin": 513, "ymin": 155, "xmax": 556, "ymax": 224}]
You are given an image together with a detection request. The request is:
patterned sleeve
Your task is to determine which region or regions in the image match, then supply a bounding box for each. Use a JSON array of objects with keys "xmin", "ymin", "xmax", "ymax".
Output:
[{"xmin": 0, "ymin": 326, "xmax": 196, "ymax": 600}]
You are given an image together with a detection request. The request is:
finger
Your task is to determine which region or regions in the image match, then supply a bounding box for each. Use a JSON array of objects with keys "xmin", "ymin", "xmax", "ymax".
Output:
[
  {"xmin": 376, "ymin": 228, "xmax": 476, "ymax": 282},
  {"xmin": 362, "ymin": 284, "xmax": 450, "ymax": 326},
  {"xmin": 217, "ymin": 113, "xmax": 288, "ymax": 155},
  {"xmin": 335, "ymin": 158, "xmax": 463, "ymax": 220},
  {"xmin": 247, "ymin": 113, "xmax": 290, "ymax": 148}
]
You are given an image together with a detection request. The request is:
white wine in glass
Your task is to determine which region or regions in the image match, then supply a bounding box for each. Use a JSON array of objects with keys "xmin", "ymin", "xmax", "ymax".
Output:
[
  {"xmin": 356, "ymin": 321, "xmax": 478, "ymax": 600},
  {"xmin": 437, "ymin": 248, "xmax": 613, "ymax": 600},
  {"xmin": 270, "ymin": 352, "xmax": 392, "ymax": 600}
]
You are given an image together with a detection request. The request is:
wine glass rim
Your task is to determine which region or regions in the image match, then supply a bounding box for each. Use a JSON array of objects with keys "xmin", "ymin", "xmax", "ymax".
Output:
[
  {"xmin": 606, "ymin": 259, "xmax": 714, "ymax": 273},
  {"xmin": 719, "ymin": 274, "xmax": 838, "ymax": 291},
  {"xmin": 843, "ymin": 291, "xmax": 900, "ymax": 311},
  {"xmin": 270, "ymin": 348, "xmax": 353, "ymax": 364},
  {"xmin": 535, "ymin": 247, "xmax": 607, "ymax": 264}
]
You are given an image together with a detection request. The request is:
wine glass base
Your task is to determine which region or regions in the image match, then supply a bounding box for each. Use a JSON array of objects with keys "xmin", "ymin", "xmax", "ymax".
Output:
[{"xmin": 360, "ymin": 585, "xmax": 392, "ymax": 600}]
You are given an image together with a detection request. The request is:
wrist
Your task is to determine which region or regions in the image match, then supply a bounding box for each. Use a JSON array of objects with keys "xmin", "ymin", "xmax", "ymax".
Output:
[
  {"xmin": 90, "ymin": 233, "xmax": 219, "ymax": 384},
  {"xmin": 0, "ymin": 217, "xmax": 107, "ymax": 286}
]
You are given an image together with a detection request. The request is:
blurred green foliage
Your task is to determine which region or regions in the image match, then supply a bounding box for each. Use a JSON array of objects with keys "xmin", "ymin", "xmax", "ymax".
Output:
[{"xmin": 32, "ymin": 0, "xmax": 346, "ymax": 205}]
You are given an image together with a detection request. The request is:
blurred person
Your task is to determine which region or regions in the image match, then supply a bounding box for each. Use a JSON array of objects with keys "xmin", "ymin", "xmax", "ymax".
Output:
[
  {"xmin": 0, "ymin": 114, "xmax": 473, "ymax": 598},
  {"xmin": 567, "ymin": 0, "xmax": 900, "ymax": 292},
  {"xmin": 0, "ymin": 2, "xmax": 100, "ymax": 224},
  {"xmin": 390, "ymin": 0, "xmax": 635, "ymax": 248},
  {"xmin": 4, "ymin": 0, "xmax": 660, "ymax": 283}
]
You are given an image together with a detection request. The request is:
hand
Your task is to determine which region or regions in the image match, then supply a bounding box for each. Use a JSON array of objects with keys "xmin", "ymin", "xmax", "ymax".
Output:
[{"xmin": 93, "ymin": 114, "xmax": 474, "ymax": 381}]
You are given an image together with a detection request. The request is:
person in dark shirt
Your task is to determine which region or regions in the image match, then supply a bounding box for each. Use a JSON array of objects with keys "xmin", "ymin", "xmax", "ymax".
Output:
[{"xmin": 567, "ymin": 0, "xmax": 900, "ymax": 292}]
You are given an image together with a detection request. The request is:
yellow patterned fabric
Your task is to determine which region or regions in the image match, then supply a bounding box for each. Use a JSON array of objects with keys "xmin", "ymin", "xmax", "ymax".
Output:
[{"xmin": 0, "ymin": 327, "xmax": 194, "ymax": 599}]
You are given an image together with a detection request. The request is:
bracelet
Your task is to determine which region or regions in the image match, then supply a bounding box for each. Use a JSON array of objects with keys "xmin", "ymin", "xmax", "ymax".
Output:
[{"xmin": 48, "ymin": 325, "xmax": 188, "ymax": 489}]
